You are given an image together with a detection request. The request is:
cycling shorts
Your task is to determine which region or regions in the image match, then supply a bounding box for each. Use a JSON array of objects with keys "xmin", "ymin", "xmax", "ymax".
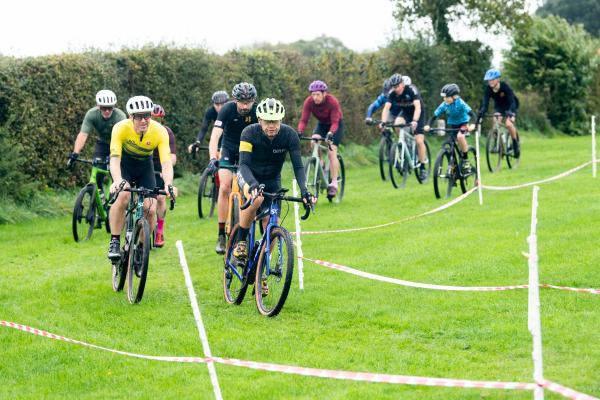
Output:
[
  {"xmin": 121, "ymin": 153, "xmax": 156, "ymax": 193},
  {"xmin": 313, "ymin": 120, "xmax": 344, "ymax": 146},
  {"xmin": 219, "ymin": 145, "xmax": 239, "ymax": 171}
]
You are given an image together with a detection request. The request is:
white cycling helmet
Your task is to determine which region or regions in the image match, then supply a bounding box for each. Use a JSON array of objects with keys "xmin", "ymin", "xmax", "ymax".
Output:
[
  {"xmin": 256, "ymin": 98, "xmax": 285, "ymax": 121},
  {"xmin": 402, "ymin": 76, "xmax": 412, "ymax": 86},
  {"xmin": 126, "ymin": 95, "xmax": 154, "ymax": 115},
  {"xmin": 96, "ymin": 89, "xmax": 117, "ymax": 106}
]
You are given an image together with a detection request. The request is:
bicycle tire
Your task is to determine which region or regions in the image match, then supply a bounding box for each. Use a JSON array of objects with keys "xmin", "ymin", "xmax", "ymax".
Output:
[
  {"xmin": 485, "ymin": 129, "xmax": 502, "ymax": 173},
  {"xmin": 197, "ymin": 168, "xmax": 215, "ymax": 218},
  {"xmin": 111, "ymin": 232, "xmax": 127, "ymax": 292},
  {"xmin": 304, "ymin": 157, "xmax": 321, "ymax": 202},
  {"xmin": 127, "ymin": 218, "xmax": 151, "ymax": 304},
  {"xmin": 378, "ymin": 136, "xmax": 391, "ymax": 181},
  {"xmin": 459, "ymin": 146, "xmax": 478, "ymax": 193},
  {"xmin": 505, "ymin": 136, "xmax": 520, "ymax": 169},
  {"xmin": 333, "ymin": 154, "xmax": 346, "ymax": 202},
  {"xmin": 415, "ymin": 140, "xmax": 432, "ymax": 184},
  {"xmin": 388, "ymin": 143, "xmax": 408, "ymax": 189},
  {"xmin": 255, "ymin": 226, "xmax": 294, "ymax": 317},
  {"xmin": 223, "ymin": 224, "xmax": 249, "ymax": 305},
  {"xmin": 72, "ymin": 184, "xmax": 97, "ymax": 242},
  {"xmin": 433, "ymin": 148, "xmax": 455, "ymax": 199}
]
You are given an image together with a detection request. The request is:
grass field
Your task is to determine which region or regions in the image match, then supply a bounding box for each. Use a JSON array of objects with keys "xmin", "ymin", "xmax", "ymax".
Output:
[{"xmin": 1, "ymin": 132, "xmax": 599, "ymax": 399}]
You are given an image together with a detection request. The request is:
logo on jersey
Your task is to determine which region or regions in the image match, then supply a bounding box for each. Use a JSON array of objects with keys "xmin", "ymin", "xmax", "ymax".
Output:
[
  {"xmin": 273, "ymin": 148, "xmax": 286, "ymax": 154},
  {"xmin": 245, "ymin": 116, "xmax": 252, "ymax": 123},
  {"xmin": 215, "ymin": 120, "xmax": 223, "ymax": 127},
  {"xmin": 146, "ymin": 141, "xmax": 151, "ymax": 145}
]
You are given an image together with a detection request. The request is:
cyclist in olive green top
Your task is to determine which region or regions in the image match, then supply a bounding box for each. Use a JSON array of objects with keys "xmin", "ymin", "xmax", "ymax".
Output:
[{"xmin": 68, "ymin": 89, "xmax": 127, "ymax": 189}]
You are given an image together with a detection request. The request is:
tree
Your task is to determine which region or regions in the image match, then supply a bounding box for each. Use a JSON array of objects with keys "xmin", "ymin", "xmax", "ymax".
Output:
[
  {"xmin": 245, "ymin": 35, "xmax": 350, "ymax": 57},
  {"xmin": 504, "ymin": 15, "xmax": 596, "ymax": 134},
  {"xmin": 392, "ymin": 0, "xmax": 530, "ymax": 43},
  {"xmin": 537, "ymin": 0, "xmax": 600, "ymax": 37}
]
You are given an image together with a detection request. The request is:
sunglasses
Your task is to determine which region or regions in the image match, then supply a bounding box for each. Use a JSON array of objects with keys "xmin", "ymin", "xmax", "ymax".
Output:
[
  {"xmin": 100, "ymin": 106, "xmax": 114, "ymax": 112},
  {"xmin": 132, "ymin": 113, "xmax": 152, "ymax": 121}
]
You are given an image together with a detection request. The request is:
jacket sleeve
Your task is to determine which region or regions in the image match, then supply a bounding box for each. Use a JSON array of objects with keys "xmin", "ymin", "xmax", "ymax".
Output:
[
  {"xmin": 328, "ymin": 96, "xmax": 342, "ymax": 134},
  {"xmin": 366, "ymin": 95, "xmax": 386, "ymax": 118},
  {"xmin": 238, "ymin": 130, "xmax": 258, "ymax": 188},
  {"xmin": 297, "ymin": 97, "xmax": 312, "ymax": 133},
  {"xmin": 288, "ymin": 133, "xmax": 308, "ymax": 195}
]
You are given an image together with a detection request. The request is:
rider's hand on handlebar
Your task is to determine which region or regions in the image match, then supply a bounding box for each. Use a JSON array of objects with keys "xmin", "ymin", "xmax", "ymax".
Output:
[
  {"xmin": 365, "ymin": 117, "xmax": 373, "ymax": 125},
  {"xmin": 410, "ymin": 121, "xmax": 418, "ymax": 132},
  {"xmin": 302, "ymin": 191, "xmax": 316, "ymax": 206},
  {"xmin": 468, "ymin": 124, "xmax": 476, "ymax": 132},
  {"xmin": 165, "ymin": 184, "xmax": 178, "ymax": 199},
  {"xmin": 110, "ymin": 179, "xmax": 127, "ymax": 194},
  {"xmin": 67, "ymin": 152, "xmax": 79, "ymax": 167},
  {"xmin": 207, "ymin": 158, "xmax": 219, "ymax": 174},
  {"xmin": 423, "ymin": 125, "xmax": 431, "ymax": 133},
  {"xmin": 325, "ymin": 132, "xmax": 334, "ymax": 143},
  {"xmin": 188, "ymin": 142, "xmax": 200, "ymax": 154}
]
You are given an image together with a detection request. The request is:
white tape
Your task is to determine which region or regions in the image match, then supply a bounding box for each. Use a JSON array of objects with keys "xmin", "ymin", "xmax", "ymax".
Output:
[{"xmin": 482, "ymin": 161, "xmax": 591, "ymax": 191}]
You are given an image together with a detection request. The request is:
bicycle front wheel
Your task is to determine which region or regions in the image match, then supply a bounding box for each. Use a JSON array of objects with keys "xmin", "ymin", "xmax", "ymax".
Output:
[
  {"xmin": 388, "ymin": 143, "xmax": 409, "ymax": 189},
  {"xmin": 223, "ymin": 224, "xmax": 248, "ymax": 305},
  {"xmin": 433, "ymin": 148, "xmax": 455, "ymax": 199},
  {"xmin": 72, "ymin": 184, "xmax": 97, "ymax": 242},
  {"xmin": 505, "ymin": 136, "xmax": 520, "ymax": 169},
  {"xmin": 255, "ymin": 227, "xmax": 294, "ymax": 317},
  {"xmin": 415, "ymin": 141, "xmax": 432, "ymax": 184},
  {"xmin": 304, "ymin": 157, "xmax": 321, "ymax": 202},
  {"xmin": 127, "ymin": 218, "xmax": 151, "ymax": 304},
  {"xmin": 460, "ymin": 146, "xmax": 478, "ymax": 193},
  {"xmin": 485, "ymin": 129, "xmax": 503, "ymax": 172},
  {"xmin": 334, "ymin": 154, "xmax": 345, "ymax": 202},
  {"xmin": 112, "ymin": 231, "xmax": 127, "ymax": 292},
  {"xmin": 198, "ymin": 168, "xmax": 216, "ymax": 218},
  {"xmin": 378, "ymin": 136, "xmax": 391, "ymax": 181}
]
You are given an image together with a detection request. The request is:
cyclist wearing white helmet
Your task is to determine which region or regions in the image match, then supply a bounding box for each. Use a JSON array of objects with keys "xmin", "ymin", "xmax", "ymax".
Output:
[
  {"xmin": 107, "ymin": 95, "xmax": 175, "ymax": 261},
  {"xmin": 68, "ymin": 89, "xmax": 126, "ymax": 191},
  {"xmin": 232, "ymin": 98, "xmax": 315, "ymax": 262},
  {"xmin": 188, "ymin": 90, "xmax": 230, "ymax": 153}
]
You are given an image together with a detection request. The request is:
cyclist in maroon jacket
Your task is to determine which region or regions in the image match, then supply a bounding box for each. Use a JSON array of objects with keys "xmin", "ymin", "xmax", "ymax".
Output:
[{"xmin": 297, "ymin": 80, "xmax": 344, "ymax": 198}]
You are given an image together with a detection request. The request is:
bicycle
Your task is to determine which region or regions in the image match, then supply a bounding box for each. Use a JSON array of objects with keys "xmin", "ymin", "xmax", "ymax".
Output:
[
  {"xmin": 109, "ymin": 181, "xmax": 175, "ymax": 304},
  {"xmin": 430, "ymin": 127, "xmax": 478, "ymax": 199},
  {"xmin": 367, "ymin": 121, "xmax": 394, "ymax": 181},
  {"xmin": 68, "ymin": 157, "xmax": 112, "ymax": 242},
  {"xmin": 223, "ymin": 187, "xmax": 311, "ymax": 317},
  {"xmin": 483, "ymin": 113, "xmax": 520, "ymax": 172},
  {"xmin": 301, "ymin": 136, "xmax": 345, "ymax": 203},
  {"xmin": 193, "ymin": 146, "xmax": 218, "ymax": 219}
]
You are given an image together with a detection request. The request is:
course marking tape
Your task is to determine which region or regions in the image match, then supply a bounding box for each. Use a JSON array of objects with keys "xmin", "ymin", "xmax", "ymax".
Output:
[
  {"xmin": 303, "ymin": 258, "xmax": 600, "ymax": 295},
  {"xmin": 482, "ymin": 161, "xmax": 591, "ymax": 191},
  {"xmin": 539, "ymin": 380, "xmax": 599, "ymax": 400}
]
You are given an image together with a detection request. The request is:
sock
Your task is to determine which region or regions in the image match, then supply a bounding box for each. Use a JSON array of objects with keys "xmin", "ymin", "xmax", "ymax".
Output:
[
  {"xmin": 218, "ymin": 223, "xmax": 225, "ymax": 236},
  {"xmin": 462, "ymin": 152, "xmax": 469, "ymax": 160},
  {"xmin": 157, "ymin": 218, "xmax": 164, "ymax": 234},
  {"xmin": 237, "ymin": 227, "xmax": 249, "ymax": 242},
  {"xmin": 111, "ymin": 234, "xmax": 120, "ymax": 242}
]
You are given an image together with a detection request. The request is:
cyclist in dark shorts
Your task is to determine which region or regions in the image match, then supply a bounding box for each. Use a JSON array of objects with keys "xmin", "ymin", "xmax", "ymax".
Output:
[
  {"xmin": 364, "ymin": 76, "xmax": 413, "ymax": 125},
  {"xmin": 151, "ymin": 104, "xmax": 177, "ymax": 248},
  {"xmin": 188, "ymin": 90, "xmax": 229, "ymax": 153},
  {"xmin": 478, "ymin": 68, "xmax": 520, "ymax": 158},
  {"xmin": 68, "ymin": 89, "xmax": 126, "ymax": 190},
  {"xmin": 381, "ymin": 73, "xmax": 429, "ymax": 181},
  {"xmin": 297, "ymin": 80, "xmax": 344, "ymax": 198},
  {"xmin": 107, "ymin": 96, "xmax": 175, "ymax": 260},
  {"xmin": 233, "ymin": 98, "xmax": 315, "ymax": 263},
  {"xmin": 208, "ymin": 82, "xmax": 258, "ymax": 254}
]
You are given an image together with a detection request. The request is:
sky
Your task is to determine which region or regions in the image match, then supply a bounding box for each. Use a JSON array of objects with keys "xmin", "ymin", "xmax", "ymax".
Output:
[{"xmin": 1, "ymin": 0, "xmax": 538, "ymax": 63}]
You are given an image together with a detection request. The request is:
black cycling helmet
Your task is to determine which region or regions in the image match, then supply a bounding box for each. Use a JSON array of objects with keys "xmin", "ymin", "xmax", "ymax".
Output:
[
  {"xmin": 211, "ymin": 90, "xmax": 229, "ymax": 104},
  {"xmin": 440, "ymin": 83, "xmax": 460, "ymax": 97},
  {"xmin": 231, "ymin": 82, "xmax": 257, "ymax": 101},
  {"xmin": 388, "ymin": 73, "xmax": 403, "ymax": 86}
]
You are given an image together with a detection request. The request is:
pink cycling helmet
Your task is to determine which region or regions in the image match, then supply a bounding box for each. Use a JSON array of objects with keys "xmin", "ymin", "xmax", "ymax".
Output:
[
  {"xmin": 151, "ymin": 104, "xmax": 166, "ymax": 118},
  {"xmin": 308, "ymin": 80, "xmax": 328, "ymax": 92}
]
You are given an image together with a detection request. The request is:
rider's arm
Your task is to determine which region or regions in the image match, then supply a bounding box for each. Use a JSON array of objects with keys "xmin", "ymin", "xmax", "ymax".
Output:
[
  {"xmin": 381, "ymin": 101, "xmax": 392, "ymax": 124},
  {"xmin": 427, "ymin": 103, "xmax": 445, "ymax": 127},
  {"xmin": 73, "ymin": 132, "xmax": 89, "ymax": 153},
  {"xmin": 238, "ymin": 139, "xmax": 258, "ymax": 188},
  {"xmin": 366, "ymin": 94, "xmax": 386, "ymax": 118},
  {"xmin": 297, "ymin": 97, "xmax": 312, "ymax": 134},
  {"xmin": 503, "ymin": 82, "xmax": 518, "ymax": 114},
  {"xmin": 479, "ymin": 86, "xmax": 491, "ymax": 116},
  {"xmin": 196, "ymin": 107, "xmax": 214, "ymax": 143},
  {"xmin": 208, "ymin": 125, "xmax": 223, "ymax": 159},
  {"xmin": 289, "ymin": 133, "xmax": 308, "ymax": 195},
  {"xmin": 109, "ymin": 155, "xmax": 123, "ymax": 185},
  {"xmin": 328, "ymin": 95, "xmax": 342, "ymax": 134},
  {"xmin": 73, "ymin": 108, "xmax": 96, "ymax": 153},
  {"xmin": 166, "ymin": 126, "xmax": 177, "ymax": 166},
  {"xmin": 412, "ymin": 99, "xmax": 421, "ymax": 122}
]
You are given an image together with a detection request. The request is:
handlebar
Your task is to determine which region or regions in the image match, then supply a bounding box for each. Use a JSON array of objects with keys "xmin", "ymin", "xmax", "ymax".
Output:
[
  {"xmin": 366, "ymin": 119, "xmax": 411, "ymax": 129},
  {"xmin": 240, "ymin": 186, "xmax": 312, "ymax": 220},
  {"xmin": 191, "ymin": 144, "xmax": 210, "ymax": 159},
  {"xmin": 109, "ymin": 180, "xmax": 176, "ymax": 210},
  {"xmin": 299, "ymin": 135, "xmax": 334, "ymax": 151}
]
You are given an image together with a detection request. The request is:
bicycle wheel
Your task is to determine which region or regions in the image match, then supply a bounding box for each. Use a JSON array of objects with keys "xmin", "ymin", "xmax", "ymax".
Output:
[
  {"xmin": 415, "ymin": 141, "xmax": 432, "ymax": 184},
  {"xmin": 378, "ymin": 136, "xmax": 391, "ymax": 181},
  {"xmin": 223, "ymin": 224, "xmax": 249, "ymax": 305},
  {"xmin": 304, "ymin": 157, "xmax": 321, "ymax": 202},
  {"xmin": 111, "ymin": 231, "xmax": 127, "ymax": 292},
  {"xmin": 197, "ymin": 168, "xmax": 216, "ymax": 218},
  {"xmin": 72, "ymin": 184, "xmax": 97, "ymax": 242},
  {"xmin": 127, "ymin": 218, "xmax": 151, "ymax": 304},
  {"xmin": 433, "ymin": 148, "xmax": 455, "ymax": 199},
  {"xmin": 334, "ymin": 154, "xmax": 345, "ymax": 202},
  {"xmin": 388, "ymin": 143, "xmax": 409, "ymax": 189},
  {"xmin": 255, "ymin": 227, "xmax": 294, "ymax": 317},
  {"xmin": 460, "ymin": 146, "xmax": 479, "ymax": 193},
  {"xmin": 505, "ymin": 135, "xmax": 520, "ymax": 169},
  {"xmin": 485, "ymin": 129, "xmax": 503, "ymax": 172}
]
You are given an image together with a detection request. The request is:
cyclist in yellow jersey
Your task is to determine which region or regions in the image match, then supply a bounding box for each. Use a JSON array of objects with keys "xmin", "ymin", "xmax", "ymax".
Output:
[{"xmin": 107, "ymin": 95, "xmax": 175, "ymax": 260}]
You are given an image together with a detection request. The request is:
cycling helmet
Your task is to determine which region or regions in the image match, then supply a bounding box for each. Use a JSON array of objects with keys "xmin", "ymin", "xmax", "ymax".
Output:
[
  {"xmin": 151, "ymin": 104, "xmax": 165, "ymax": 118},
  {"xmin": 388, "ymin": 73, "xmax": 403, "ymax": 86},
  {"xmin": 308, "ymin": 80, "xmax": 328, "ymax": 92},
  {"xmin": 256, "ymin": 98, "xmax": 285, "ymax": 121},
  {"xmin": 440, "ymin": 83, "xmax": 460, "ymax": 97},
  {"xmin": 96, "ymin": 89, "xmax": 117, "ymax": 106},
  {"xmin": 126, "ymin": 95, "xmax": 154, "ymax": 115},
  {"xmin": 484, "ymin": 68, "xmax": 501, "ymax": 81},
  {"xmin": 231, "ymin": 82, "xmax": 257, "ymax": 101},
  {"xmin": 403, "ymin": 76, "xmax": 412, "ymax": 85},
  {"xmin": 211, "ymin": 90, "xmax": 229, "ymax": 104}
]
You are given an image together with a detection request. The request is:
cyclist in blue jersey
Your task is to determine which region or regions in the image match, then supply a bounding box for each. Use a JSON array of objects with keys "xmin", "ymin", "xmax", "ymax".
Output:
[{"xmin": 425, "ymin": 83, "xmax": 477, "ymax": 174}]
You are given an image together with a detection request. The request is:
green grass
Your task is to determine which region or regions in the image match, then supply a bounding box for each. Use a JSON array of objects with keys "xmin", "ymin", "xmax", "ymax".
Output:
[{"xmin": 1, "ymin": 132, "xmax": 599, "ymax": 399}]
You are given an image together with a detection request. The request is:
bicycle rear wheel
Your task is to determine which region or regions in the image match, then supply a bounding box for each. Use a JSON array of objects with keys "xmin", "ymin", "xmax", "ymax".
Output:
[
  {"xmin": 485, "ymin": 129, "xmax": 503, "ymax": 172},
  {"xmin": 223, "ymin": 224, "xmax": 249, "ymax": 305},
  {"xmin": 304, "ymin": 157, "xmax": 321, "ymax": 202},
  {"xmin": 72, "ymin": 184, "xmax": 97, "ymax": 242},
  {"xmin": 255, "ymin": 227, "xmax": 294, "ymax": 317},
  {"xmin": 378, "ymin": 136, "xmax": 391, "ymax": 181},
  {"xmin": 388, "ymin": 143, "xmax": 409, "ymax": 189},
  {"xmin": 460, "ymin": 146, "xmax": 478, "ymax": 193},
  {"xmin": 127, "ymin": 218, "xmax": 151, "ymax": 304},
  {"xmin": 415, "ymin": 141, "xmax": 432, "ymax": 184},
  {"xmin": 433, "ymin": 148, "xmax": 455, "ymax": 199},
  {"xmin": 505, "ymin": 136, "xmax": 520, "ymax": 169},
  {"xmin": 198, "ymin": 168, "xmax": 216, "ymax": 218}
]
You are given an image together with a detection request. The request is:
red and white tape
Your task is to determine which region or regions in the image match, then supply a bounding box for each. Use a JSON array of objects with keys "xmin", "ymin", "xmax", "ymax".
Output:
[
  {"xmin": 482, "ymin": 161, "xmax": 591, "ymax": 191},
  {"xmin": 539, "ymin": 380, "xmax": 599, "ymax": 400},
  {"xmin": 303, "ymin": 258, "xmax": 600, "ymax": 295}
]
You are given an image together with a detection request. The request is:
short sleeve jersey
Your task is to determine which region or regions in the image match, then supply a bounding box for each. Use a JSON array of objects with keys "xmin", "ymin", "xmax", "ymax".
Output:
[
  {"xmin": 387, "ymin": 85, "xmax": 422, "ymax": 113},
  {"xmin": 214, "ymin": 102, "xmax": 258, "ymax": 150},
  {"xmin": 80, "ymin": 107, "xmax": 127, "ymax": 144},
  {"xmin": 153, "ymin": 126, "xmax": 176, "ymax": 164},
  {"xmin": 110, "ymin": 119, "xmax": 171, "ymax": 163}
]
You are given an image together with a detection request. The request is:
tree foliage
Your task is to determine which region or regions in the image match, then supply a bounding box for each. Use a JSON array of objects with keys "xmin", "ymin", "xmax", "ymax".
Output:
[
  {"xmin": 392, "ymin": 0, "xmax": 530, "ymax": 43},
  {"xmin": 537, "ymin": 0, "xmax": 600, "ymax": 37},
  {"xmin": 504, "ymin": 15, "xmax": 596, "ymax": 134},
  {"xmin": 245, "ymin": 35, "xmax": 350, "ymax": 57}
]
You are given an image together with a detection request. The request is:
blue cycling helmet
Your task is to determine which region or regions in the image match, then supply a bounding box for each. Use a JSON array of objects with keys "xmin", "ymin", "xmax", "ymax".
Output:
[{"xmin": 484, "ymin": 68, "xmax": 501, "ymax": 81}]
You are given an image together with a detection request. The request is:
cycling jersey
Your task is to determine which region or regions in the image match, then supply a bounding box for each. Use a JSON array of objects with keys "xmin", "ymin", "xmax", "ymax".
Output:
[
  {"xmin": 110, "ymin": 119, "xmax": 171, "ymax": 163},
  {"xmin": 81, "ymin": 107, "xmax": 127, "ymax": 144},
  {"xmin": 215, "ymin": 101, "xmax": 258, "ymax": 150},
  {"xmin": 153, "ymin": 126, "xmax": 176, "ymax": 180},
  {"xmin": 195, "ymin": 105, "xmax": 219, "ymax": 143},
  {"xmin": 479, "ymin": 81, "xmax": 519, "ymax": 115},
  {"xmin": 238, "ymin": 123, "xmax": 308, "ymax": 195},
  {"xmin": 386, "ymin": 85, "xmax": 424, "ymax": 115},
  {"xmin": 430, "ymin": 97, "xmax": 474, "ymax": 126},
  {"xmin": 297, "ymin": 94, "xmax": 343, "ymax": 134}
]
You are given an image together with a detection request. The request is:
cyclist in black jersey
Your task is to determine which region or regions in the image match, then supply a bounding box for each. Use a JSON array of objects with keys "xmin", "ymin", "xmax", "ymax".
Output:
[
  {"xmin": 209, "ymin": 82, "xmax": 259, "ymax": 254},
  {"xmin": 478, "ymin": 68, "xmax": 520, "ymax": 158},
  {"xmin": 232, "ymin": 98, "xmax": 315, "ymax": 261},
  {"xmin": 188, "ymin": 90, "xmax": 229, "ymax": 154}
]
